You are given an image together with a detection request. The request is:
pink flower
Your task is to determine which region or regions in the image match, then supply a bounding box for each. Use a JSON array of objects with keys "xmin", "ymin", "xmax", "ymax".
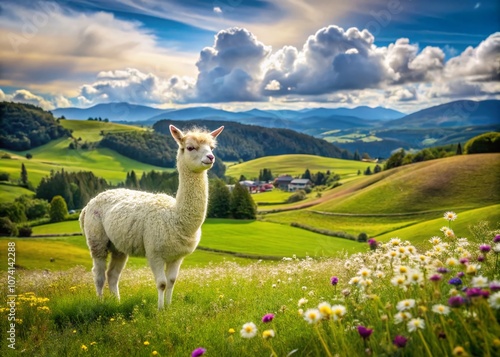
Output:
[
  {"xmin": 262, "ymin": 313, "xmax": 275, "ymax": 323},
  {"xmin": 191, "ymin": 347, "xmax": 206, "ymax": 357},
  {"xmin": 357, "ymin": 326, "xmax": 373, "ymax": 340}
]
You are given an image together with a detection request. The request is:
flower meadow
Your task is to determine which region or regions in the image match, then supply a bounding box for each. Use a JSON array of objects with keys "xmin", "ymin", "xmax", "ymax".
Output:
[{"xmin": 1, "ymin": 213, "xmax": 499, "ymax": 356}]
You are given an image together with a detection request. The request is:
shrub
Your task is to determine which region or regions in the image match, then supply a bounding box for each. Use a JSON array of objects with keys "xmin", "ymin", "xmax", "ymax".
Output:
[
  {"xmin": 18, "ymin": 225, "xmax": 32, "ymax": 237},
  {"xmin": 464, "ymin": 132, "xmax": 500, "ymax": 154},
  {"xmin": 50, "ymin": 195, "xmax": 68, "ymax": 223},
  {"xmin": 0, "ymin": 217, "xmax": 18, "ymax": 236},
  {"xmin": 287, "ymin": 190, "xmax": 307, "ymax": 203},
  {"xmin": 0, "ymin": 172, "xmax": 9, "ymax": 181},
  {"xmin": 357, "ymin": 232, "xmax": 368, "ymax": 242}
]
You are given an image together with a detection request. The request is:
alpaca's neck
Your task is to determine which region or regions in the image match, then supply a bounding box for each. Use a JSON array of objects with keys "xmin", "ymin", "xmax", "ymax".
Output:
[{"xmin": 174, "ymin": 164, "xmax": 209, "ymax": 236}]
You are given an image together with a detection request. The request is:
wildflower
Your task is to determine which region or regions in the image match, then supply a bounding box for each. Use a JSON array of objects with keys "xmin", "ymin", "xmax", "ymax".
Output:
[
  {"xmin": 357, "ymin": 326, "xmax": 373, "ymax": 340},
  {"xmin": 444, "ymin": 211, "xmax": 457, "ymax": 221},
  {"xmin": 81, "ymin": 345, "xmax": 88, "ymax": 351},
  {"xmin": 466, "ymin": 287, "xmax": 489, "ymax": 298},
  {"xmin": 430, "ymin": 274, "xmax": 442, "ymax": 282},
  {"xmin": 432, "ymin": 304, "xmax": 451, "ymax": 315},
  {"xmin": 262, "ymin": 313, "xmax": 274, "ymax": 323},
  {"xmin": 393, "ymin": 335, "xmax": 408, "ymax": 348},
  {"xmin": 72, "ymin": 330, "xmax": 76, "ymax": 334},
  {"xmin": 457, "ymin": 271, "xmax": 465, "ymax": 278},
  {"xmin": 331, "ymin": 305, "xmax": 347, "ymax": 321},
  {"xmin": 446, "ymin": 257, "xmax": 459, "ymax": 267},
  {"xmin": 477, "ymin": 255, "xmax": 485, "ymax": 262},
  {"xmin": 448, "ymin": 296, "xmax": 466, "ymax": 308},
  {"xmin": 479, "ymin": 244, "xmax": 491, "ymax": 253},
  {"xmin": 349, "ymin": 276, "xmax": 361, "ymax": 285},
  {"xmin": 368, "ymin": 238, "xmax": 378, "ymax": 250},
  {"xmin": 90, "ymin": 342, "xmax": 97, "ymax": 346},
  {"xmin": 488, "ymin": 291, "xmax": 500, "ymax": 309},
  {"xmin": 357, "ymin": 268, "xmax": 372, "ymax": 278},
  {"xmin": 429, "ymin": 236, "xmax": 442, "ymax": 245},
  {"xmin": 493, "ymin": 243, "xmax": 500, "ymax": 253},
  {"xmin": 262, "ymin": 329, "xmax": 275, "ymax": 339},
  {"xmin": 407, "ymin": 318, "xmax": 425, "ymax": 332},
  {"xmin": 494, "ymin": 235, "xmax": 500, "ymax": 243},
  {"xmin": 318, "ymin": 302, "xmax": 333, "ymax": 318},
  {"xmin": 452, "ymin": 346, "xmax": 468, "ymax": 356},
  {"xmin": 390, "ymin": 238, "xmax": 402, "ymax": 246},
  {"xmin": 228, "ymin": 328, "xmax": 235, "ymax": 334},
  {"xmin": 144, "ymin": 341, "xmax": 150, "ymax": 346},
  {"xmin": 191, "ymin": 348, "xmax": 206, "ymax": 357},
  {"xmin": 303, "ymin": 309, "xmax": 321, "ymax": 324},
  {"xmin": 240, "ymin": 322, "xmax": 258, "ymax": 338},
  {"xmin": 110, "ymin": 318, "xmax": 115, "ymax": 322},
  {"xmin": 459, "ymin": 258, "xmax": 469, "ymax": 265},
  {"xmin": 298, "ymin": 309, "xmax": 303, "ymax": 316},
  {"xmin": 342, "ymin": 288, "xmax": 351, "ymax": 297},
  {"xmin": 489, "ymin": 280, "xmax": 500, "ymax": 291},
  {"xmin": 301, "ymin": 286, "xmax": 307, "ymax": 291},
  {"xmin": 391, "ymin": 275, "xmax": 407, "ymax": 288},
  {"xmin": 449, "ymin": 277, "xmax": 463, "ymax": 286},
  {"xmin": 394, "ymin": 312, "xmax": 412, "ymax": 324},
  {"xmin": 471, "ymin": 276, "xmax": 488, "ymax": 288},
  {"xmin": 444, "ymin": 229, "xmax": 455, "ymax": 238},
  {"xmin": 152, "ymin": 352, "xmax": 158, "ymax": 356},
  {"xmin": 465, "ymin": 264, "xmax": 480, "ymax": 275},
  {"xmin": 298, "ymin": 298, "xmax": 308, "ymax": 307},
  {"xmin": 396, "ymin": 299, "xmax": 416, "ymax": 311},
  {"xmin": 437, "ymin": 267, "xmax": 449, "ymax": 274},
  {"xmin": 407, "ymin": 270, "xmax": 424, "ymax": 284},
  {"xmin": 395, "ymin": 265, "xmax": 409, "ymax": 274},
  {"xmin": 330, "ymin": 276, "xmax": 339, "ymax": 285}
]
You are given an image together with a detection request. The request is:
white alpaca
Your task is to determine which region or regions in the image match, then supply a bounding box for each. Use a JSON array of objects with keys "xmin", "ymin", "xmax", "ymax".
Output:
[{"xmin": 79, "ymin": 125, "xmax": 224, "ymax": 309}]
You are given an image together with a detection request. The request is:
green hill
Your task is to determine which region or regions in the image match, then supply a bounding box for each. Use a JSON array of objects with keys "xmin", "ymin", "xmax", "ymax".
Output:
[{"xmin": 226, "ymin": 154, "xmax": 371, "ymax": 182}]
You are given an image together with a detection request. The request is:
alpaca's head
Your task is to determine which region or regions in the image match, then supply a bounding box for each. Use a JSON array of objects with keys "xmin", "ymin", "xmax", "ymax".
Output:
[{"xmin": 170, "ymin": 125, "xmax": 224, "ymax": 173}]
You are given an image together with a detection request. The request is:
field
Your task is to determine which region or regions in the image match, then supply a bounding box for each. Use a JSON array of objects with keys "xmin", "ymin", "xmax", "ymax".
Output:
[{"xmin": 226, "ymin": 154, "xmax": 372, "ymax": 182}]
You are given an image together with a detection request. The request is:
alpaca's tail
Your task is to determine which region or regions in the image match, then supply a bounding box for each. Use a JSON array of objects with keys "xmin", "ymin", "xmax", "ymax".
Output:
[{"xmin": 79, "ymin": 207, "xmax": 87, "ymax": 235}]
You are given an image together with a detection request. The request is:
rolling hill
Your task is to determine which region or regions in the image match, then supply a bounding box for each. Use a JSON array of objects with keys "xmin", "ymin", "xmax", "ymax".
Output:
[{"xmin": 53, "ymin": 102, "xmax": 166, "ymax": 121}]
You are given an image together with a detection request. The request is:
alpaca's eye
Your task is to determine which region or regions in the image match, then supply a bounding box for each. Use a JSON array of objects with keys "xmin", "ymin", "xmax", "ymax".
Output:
[{"xmin": 186, "ymin": 146, "xmax": 195, "ymax": 151}]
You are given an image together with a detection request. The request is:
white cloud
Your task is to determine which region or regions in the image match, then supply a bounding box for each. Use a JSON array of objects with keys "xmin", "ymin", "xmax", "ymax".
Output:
[
  {"xmin": 0, "ymin": 88, "xmax": 67, "ymax": 110},
  {"xmin": 213, "ymin": 7, "xmax": 222, "ymax": 14},
  {"xmin": 265, "ymin": 80, "xmax": 281, "ymax": 91}
]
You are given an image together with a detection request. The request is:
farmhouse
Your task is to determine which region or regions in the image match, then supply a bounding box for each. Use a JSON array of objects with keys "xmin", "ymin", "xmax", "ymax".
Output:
[
  {"xmin": 274, "ymin": 175, "xmax": 294, "ymax": 190},
  {"xmin": 288, "ymin": 178, "xmax": 312, "ymax": 192}
]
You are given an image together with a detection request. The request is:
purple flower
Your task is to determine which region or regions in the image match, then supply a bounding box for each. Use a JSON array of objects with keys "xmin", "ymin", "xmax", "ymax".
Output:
[
  {"xmin": 459, "ymin": 258, "xmax": 469, "ymax": 265},
  {"xmin": 262, "ymin": 313, "xmax": 275, "ymax": 323},
  {"xmin": 437, "ymin": 267, "xmax": 449, "ymax": 274},
  {"xmin": 494, "ymin": 234, "xmax": 500, "ymax": 243},
  {"xmin": 393, "ymin": 335, "xmax": 408, "ymax": 348},
  {"xmin": 191, "ymin": 347, "xmax": 206, "ymax": 357},
  {"xmin": 479, "ymin": 244, "xmax": 491, "ymax": 253},
  {"xmin": 430, "ymin": 274, "xmax": 442, "ymax": 282},
  {"xmin": 457, "ymin": 272, "xmax": 465, "ymax": 278},
  {"xmin": 357, "ymin": 326, "xmax": 373, "ymax": 340},
  {"xmin": 330, "ymin": 276, "xmax": 339, "ymax": 286},
  {"xmin": 477, "ymin": 255, "xmax": 485, "ymax": 262},
  {"xmin": 489, "ymin": 282, "xmax": 500, "ymax": 291},
  {"xmin": 448, "ymin": 296, "xmax": 465, "ymax": 308},
  {"xmin": 368, "ymin": 238, "xmax": 378, "ymax": 250},
  {"xmin": 448, "ymin": 277, "xmax": 463, "ymax": 286},
  {"xmin": 438, "ymin": 332, "xmax": 447, "ymax": 339},
  {"xmin": 466, "ymin": 288, "xmax": 489, "ymax": 298}
]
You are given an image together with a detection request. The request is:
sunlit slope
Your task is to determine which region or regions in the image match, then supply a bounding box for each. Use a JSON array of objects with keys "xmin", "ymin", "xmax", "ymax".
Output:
[
  {"xmin": 59, "ymin": 119, "xmax": 148, "ymax": 143},
  {"xmin": 226, "ymin": 154, "xmax": 372, "ymax": 182},
  {"xmin": 313, "ymin": 154, "xmax": 500, "ymax": 214}
]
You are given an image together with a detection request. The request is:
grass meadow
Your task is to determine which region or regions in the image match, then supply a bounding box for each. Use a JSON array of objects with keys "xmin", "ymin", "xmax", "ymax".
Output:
[{"xmin": 1, "ymin": 212, "xmax": 499, "ymax": 356}]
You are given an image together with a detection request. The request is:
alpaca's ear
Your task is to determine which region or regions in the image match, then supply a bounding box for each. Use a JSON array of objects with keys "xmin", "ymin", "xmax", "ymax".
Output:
[
  {"xmin": 210, "ymin": 126, "xmax": 224, "ymax": 139},
  {"xmin": 170, "ymin": 125, "xmax": 185, "ymax": 145}
]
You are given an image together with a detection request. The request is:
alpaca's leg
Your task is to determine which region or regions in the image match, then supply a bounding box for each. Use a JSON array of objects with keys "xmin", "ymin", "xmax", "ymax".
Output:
[
  {"xmin": 165, "ymin": 258, "xmax": 184, "ymax": 306},
  {"xmin": 92, "ymin": 257, "xmax": 107, "ymax": 299},
  {"xmin": 107, "ymin": 251, "xmax": 128, "ymax": 301},
  {"xmin": 149, "ymin": 258, "xmax": 167, "ymax": 310}
]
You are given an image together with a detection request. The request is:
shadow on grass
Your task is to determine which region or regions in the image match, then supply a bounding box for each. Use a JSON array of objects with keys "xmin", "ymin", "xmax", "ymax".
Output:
[{"xmin": 51, "ymin": 294, "xmax": 156, "ymax": 330}]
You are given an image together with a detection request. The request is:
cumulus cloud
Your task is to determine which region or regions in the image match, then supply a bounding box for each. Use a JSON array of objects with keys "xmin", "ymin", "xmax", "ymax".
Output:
[
  {"xmin": 385, "ymin": 87, "xmax": 418, "ymax": 102},
  {"xmin": 77, "ymin": 68, "xmax": 195, "ymax": 106},
  {"xmin": 194, "ymin": 27, "xmax": 271, "ymax": 102},
  {"xmin": 444, "ymin": 32, "xmax": 500, "ymax": 81},
  {"xmin": 0, "ymin": 88, "xmax": 68, "ymax": 110}
]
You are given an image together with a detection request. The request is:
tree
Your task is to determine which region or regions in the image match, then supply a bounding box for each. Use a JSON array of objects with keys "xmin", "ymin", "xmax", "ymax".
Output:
[
  {"xmin": 456, "ymin": 142, "xmax": 463, "ymax": 155},
  {"xmin": 259, "ymin": 168, "xmax": 273, "ymax": 182},
  {"xmin": 25, "ymin": 152, "xmax": 33, "ymax": 159},
  {"xmin": 384, "ymin": 149, "xmax": 406, "ymax": 170},
  {"xmin": 20, "ymin": 163, "xmax": 28, "ymax": 187},
  {"xmin": 207, "ymin": 179, "xmax": 231, "ymax": 218},
  {"xmin": 364, "ymin": 166, "xmax": 372, "ymax": 175},
  {"xmin": 0, "ymin": 202, "xmax": 27, "ymax": 223},
  {"xmin": 0, "ymin": 217, "xmax": 18, "ymax": 237},
  {"xmin": 302, "ymin": 169, "xmax": 312, "ymax": 180},
  {"xmin": 230, "ymin": 183, "xmax": 256, "ymax": 219},
  {"xmin": 50, "ymin": 195, "xmax": 68, "ymax": 222},
  {"xmin": 373, "ymin": 164, "xmax": 382, "ymax": 174},
  {"xmin": 357, "ymin": 232, "xmax": 368, "ymax": 242},
  {"xmin": 353, "ymin": 150, "xmax": 361, "ymax": 161},
  {"xmin": 464, "ymin": 132, "xmax": 500, "ymax": 154}
]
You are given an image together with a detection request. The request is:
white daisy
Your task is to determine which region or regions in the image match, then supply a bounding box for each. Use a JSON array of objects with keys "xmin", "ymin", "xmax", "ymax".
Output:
[
  {"xmin": 407, "ymin": 318, "xmax": 425, "ymax": 332},
  {"xmin": 394, "ymin": 311, "xmax": 412, "ymax": 324},
  {"xmin": 331, "ymin": 304, "xmax": 347, "ymax": 321},
  {"xmin": 432, "ymin": 304, "xmax": 450, "ymax": 315},
  {"xmin": 298, "ymin": 298, "xmax": 308, "ymax": 307},
  {"xmin": 488, "ymin": 291, "xmax": 500, "ymax": 309},
  {"xmin": 304, "ymin": 308, "xmax": 321, "ymax": 324},
  {"xmin": 396, "ymin": 299, "xmax": 416, "ymax": 311},
  {"xmin": 471, "ymin": 276, "xmax": 488, "ymax": 288},
  {"xmin": 444, "ymin": 211, "xmax": 457, "ymax": 221},
  {"xmin": 240, "ymin": 322, "xmax": 257, "ymax": 338}
]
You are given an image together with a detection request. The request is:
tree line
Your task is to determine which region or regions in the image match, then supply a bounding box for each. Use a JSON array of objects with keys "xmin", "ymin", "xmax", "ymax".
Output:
[{"xmin": 0, "ymin": 102, "xmax": 71, "ymax": 150}]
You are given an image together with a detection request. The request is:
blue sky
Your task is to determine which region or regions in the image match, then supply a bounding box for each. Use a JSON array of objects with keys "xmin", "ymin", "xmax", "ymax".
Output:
[{"xmin": 0, "ymin": 0, "xmax": 498, "ymax": 113}]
